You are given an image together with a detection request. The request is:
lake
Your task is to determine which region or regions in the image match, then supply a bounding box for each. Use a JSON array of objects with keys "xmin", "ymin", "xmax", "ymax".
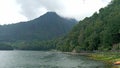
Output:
[{"xmin": 0, "ymin": 51, "xmax": 110, "ymax": 68}]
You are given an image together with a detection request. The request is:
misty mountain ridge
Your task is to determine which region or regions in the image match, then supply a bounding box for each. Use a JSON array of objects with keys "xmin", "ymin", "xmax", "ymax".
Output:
[{"xmin": 0, "ymin": 12, "xmax": 77, "ymax": 42}]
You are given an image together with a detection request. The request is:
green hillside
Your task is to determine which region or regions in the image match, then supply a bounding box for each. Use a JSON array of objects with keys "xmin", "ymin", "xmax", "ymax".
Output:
[
  {"xmin": 0, "ymin": 12, "xmax": 76, "ymax": 42},
  {"xmin": 56, "ymin": 0, "xmax": 120, "ymax": 52},
  {"xmin": 0, "ymin": 12, "xmax": 76, "ymax": 50}
]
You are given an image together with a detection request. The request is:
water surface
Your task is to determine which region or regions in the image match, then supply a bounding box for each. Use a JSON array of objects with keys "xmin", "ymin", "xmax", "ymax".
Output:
[{"xmin": 0, "ymin": 51, "xmax": 110, "ymax": 68}]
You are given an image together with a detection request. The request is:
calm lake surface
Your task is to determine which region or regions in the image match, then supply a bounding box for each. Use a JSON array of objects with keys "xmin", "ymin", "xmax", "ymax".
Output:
[{"xmin": 0, "ymin": 51, "xmax": 110, "ymax": 68}]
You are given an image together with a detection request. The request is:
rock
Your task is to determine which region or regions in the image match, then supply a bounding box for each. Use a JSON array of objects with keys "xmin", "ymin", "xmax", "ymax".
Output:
[
  {"xmin": 114, "ymin": 61, "xmax": 120, "ymax": 65},
  {"xmin": 72, "ymin": 49, "xmax": 76, "ymax": 53}
]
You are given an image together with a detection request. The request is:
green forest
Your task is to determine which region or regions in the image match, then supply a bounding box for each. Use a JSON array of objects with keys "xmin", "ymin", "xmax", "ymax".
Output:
[
  {"xmin": 56, "ymin": 0, "xmax": 120, "ymax": 52},
  {"xmin": 0, "ymin": 12, "xmax": 76, "ymax": 50},
  {"xmin": 0, "ymin": 0, "xmax": 120, "ymax": 52}
]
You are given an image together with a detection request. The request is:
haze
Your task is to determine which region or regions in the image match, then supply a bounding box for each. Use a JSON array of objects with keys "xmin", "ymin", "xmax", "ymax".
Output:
[{"xmin": 0, "ymin": 0, "xmax": 111, "ymax": 25}]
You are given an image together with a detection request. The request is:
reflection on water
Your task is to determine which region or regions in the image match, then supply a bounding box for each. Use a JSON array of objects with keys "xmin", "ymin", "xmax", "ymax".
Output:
[
  {"xmin": 112, "ymin": 65, "xmax": 120, "ymax": 68},
  {"xmin": 0, "ymin": 51, "xmax": 111, "ymax": 68}
]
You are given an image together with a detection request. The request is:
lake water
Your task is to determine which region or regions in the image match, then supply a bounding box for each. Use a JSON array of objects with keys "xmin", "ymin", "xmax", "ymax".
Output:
[{"xmin": 0, "ymin": 51, "xmax": 110, "ymax": 68}]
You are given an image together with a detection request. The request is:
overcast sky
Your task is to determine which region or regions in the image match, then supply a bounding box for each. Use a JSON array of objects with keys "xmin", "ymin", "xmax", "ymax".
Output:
[{"xmin": 0, "ymin": 0, "xmax": 111, "ymax": 25}]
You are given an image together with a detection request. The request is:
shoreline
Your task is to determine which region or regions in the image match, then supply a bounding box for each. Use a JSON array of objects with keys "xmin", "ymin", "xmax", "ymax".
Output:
[
  {"xmin": 63, "ymin": 51, "xmax": 120, "ymax": 68},
  {"xmin": 88, "ymin": 52, "xmax": 120, "ymax": 68}
]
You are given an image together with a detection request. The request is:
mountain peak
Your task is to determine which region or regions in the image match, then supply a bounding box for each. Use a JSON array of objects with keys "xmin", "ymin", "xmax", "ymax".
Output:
[
  {"xmin": 43, "ymin": 12, "xmax": 59, "ymax": 17},
  {"xmin": 45, "ymin": 12, "xmax": 57, "ymax": 15}
]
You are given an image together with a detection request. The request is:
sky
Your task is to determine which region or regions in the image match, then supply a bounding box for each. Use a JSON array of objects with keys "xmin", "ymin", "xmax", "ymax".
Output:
[{"xmin": 0, "ymin": 0, "xmax": 111, "ymax": 25}]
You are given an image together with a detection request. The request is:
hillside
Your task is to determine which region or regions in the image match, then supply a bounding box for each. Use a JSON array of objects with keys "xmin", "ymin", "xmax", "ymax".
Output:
[
  {"xmin": 0, "ymin": 12, "xmax": 76, "ymax": 42},
  {"xmin": 56, "ymin": 0, "xmax": 120, "ymax": 52}
]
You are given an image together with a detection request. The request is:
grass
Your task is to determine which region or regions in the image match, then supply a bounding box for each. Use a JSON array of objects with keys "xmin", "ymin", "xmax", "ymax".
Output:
[{"xmin": 88, "ymin": 52, "xmax": 120, "ymax": 68}]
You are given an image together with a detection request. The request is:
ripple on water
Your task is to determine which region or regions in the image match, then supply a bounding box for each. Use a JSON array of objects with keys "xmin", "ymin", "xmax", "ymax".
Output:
[{"xmin": 0, "ymin": 51, "xmax": 110, "ymax": 68}]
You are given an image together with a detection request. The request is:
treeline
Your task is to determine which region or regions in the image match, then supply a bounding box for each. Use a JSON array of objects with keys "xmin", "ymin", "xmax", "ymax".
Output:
[
  {"xmin": 0, "ymin": 39, "xmax": 58, "ymax": 50},
  {"xmin": 0, "ymin": 0, "xmax": 120, "ymax": 52},
  {"xmin": 0, "ymin": 43, "xmax": 13, "ymax": 50},
  {"xmin": 0, "ymin": 12, "xmax": 76, "ymax": 50},
  {"xmin": 56, "ymin": 0, "xmax": 120, "ymax": 52},
  {"xmin": 11, "ymin": 40, "xmax": 57, "ymax": 50}
]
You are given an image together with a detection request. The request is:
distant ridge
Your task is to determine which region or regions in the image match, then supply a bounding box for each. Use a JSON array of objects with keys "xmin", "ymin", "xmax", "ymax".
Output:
[{"xmin": 0, "ymin": 12, "xmax": 77, "ymax": 42}]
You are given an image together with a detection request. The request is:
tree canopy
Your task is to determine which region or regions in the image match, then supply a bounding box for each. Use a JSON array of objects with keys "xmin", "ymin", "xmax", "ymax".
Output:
[{"xmin": 56, "ymin": 0, "xmax": 120, "ymax": 52}]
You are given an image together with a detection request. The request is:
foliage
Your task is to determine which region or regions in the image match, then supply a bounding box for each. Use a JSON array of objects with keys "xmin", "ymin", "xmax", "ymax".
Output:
[
  {"xmin": 0, "ymin": 12, "xmax": 76, "ymax": 42},
  {"xmin": 0, "ymin": 43, "xmax": 13, "ymax": 50},
  {"xmin": 89, "ymin": 52, "xmax": 120, "ymax": 63},
  {"xmin": 56, "ymin": 0, "xmax": 120, "ymax": 52},
  {"xmin": 0, "ymin": 12, "xmax": 77, "ymax": 50}
]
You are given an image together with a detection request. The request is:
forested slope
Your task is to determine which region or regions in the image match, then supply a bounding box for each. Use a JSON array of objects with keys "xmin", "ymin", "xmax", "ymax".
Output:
[
  {"xmin": 0, "ymin": 12, "xmax": 77, "ymax": 50},
  {"xmin": 0, "ymin": 12, "xmax": 76, "ymax": 42},
  {"xmin": 56, "ymin": 0, "xmax": 120, "ymax": 52}
]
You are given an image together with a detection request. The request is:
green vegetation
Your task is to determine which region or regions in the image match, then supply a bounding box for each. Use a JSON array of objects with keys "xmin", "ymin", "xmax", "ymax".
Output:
[
  {"xmin": 0, "ymin": 39, "xmax": 58, "ymax": 50},
  {"xmin": 0, "ymin": 43, "xmax": 13, "ymax": 50},
  {"xmin": 89, "ymin": 52, "xmax": 120, "ymax": 63},
  {"xmin": 88, "ymin": 52, "xmax": 120, "ymax": 68},
  {"xmin": 0, "ymin": 0, "xmax": 120, "ymax": 52},
  {"xmin": 0, "ymin": 12, "xmax": 76, "ymax": 50},
  {"xmin": 56, "ymin": 0, "xmax": 120, "ymax": 52},
  {"xmin": 11, "ymin": 40, "xmax": 57, "ymax": 50},
  {"xmin": 0, "ymin": 12, "xmax": 76, "ymax": 42}
]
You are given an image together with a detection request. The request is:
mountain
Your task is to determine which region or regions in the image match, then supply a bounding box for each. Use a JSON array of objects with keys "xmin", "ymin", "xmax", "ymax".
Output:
[
  {"xmin": 56, "ymin": 0, "xmax": 120, "ymax": 52},
  {"xmin": 0, "ymin": 12, "xmax": 77, "ymax": 42}
]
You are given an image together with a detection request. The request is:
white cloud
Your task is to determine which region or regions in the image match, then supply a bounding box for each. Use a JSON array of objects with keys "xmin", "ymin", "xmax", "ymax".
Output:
[
  {"xmin": 0, "ymin": 0, "xmax": 111, "ymax": 24},
  {"xmin": 58, "ymin": 0, "xmax": 111, "ymax": 20},
  {"xmin": 0, "ymin": 0, "xmax": 27, "ymax": 25},
  {"xmin": 16, "ymin": 0, "xmax": 63, "ymax": 20}
]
